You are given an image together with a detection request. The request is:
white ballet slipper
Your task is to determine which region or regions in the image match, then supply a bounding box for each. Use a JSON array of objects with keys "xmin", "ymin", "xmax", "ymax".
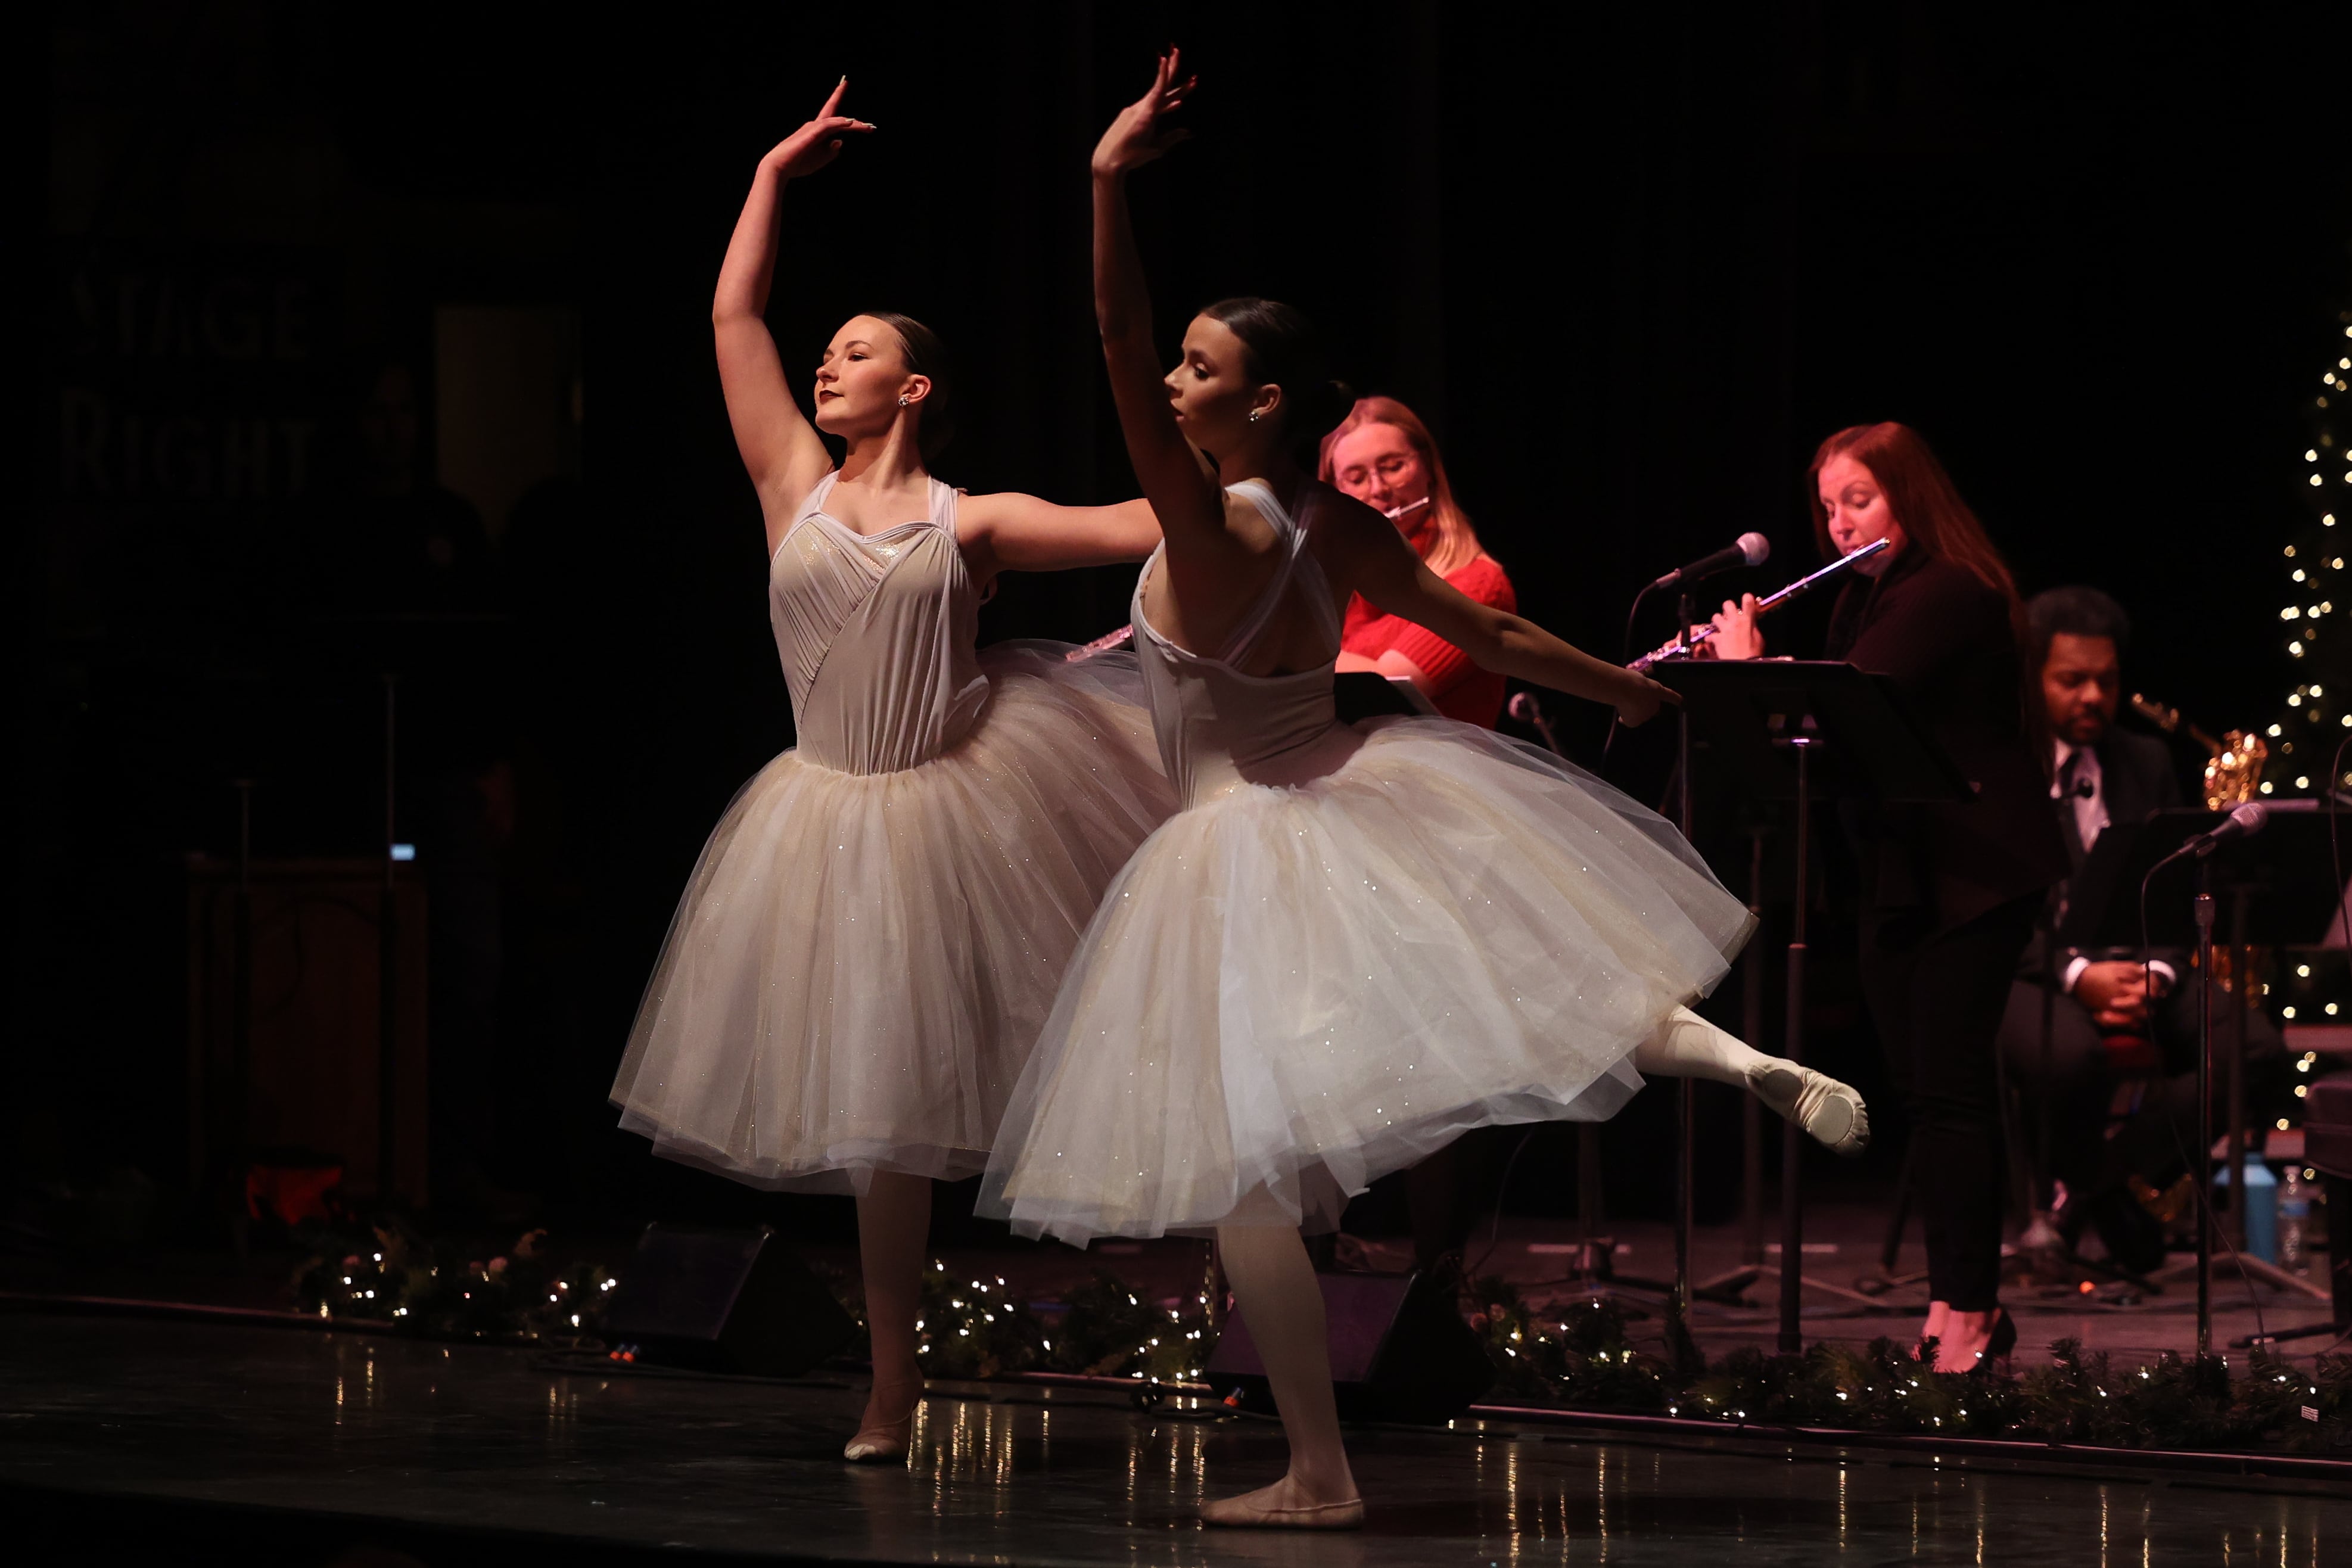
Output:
[{"xmin": 1746, "ymin": 1059, "xmax": 1869, "ymax": 1156}]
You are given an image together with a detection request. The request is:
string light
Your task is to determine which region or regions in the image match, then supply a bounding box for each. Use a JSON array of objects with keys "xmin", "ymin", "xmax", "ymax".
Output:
[{"xmin": 2275, "ymin": 318, "xmax": 2351, "ymax": 796}]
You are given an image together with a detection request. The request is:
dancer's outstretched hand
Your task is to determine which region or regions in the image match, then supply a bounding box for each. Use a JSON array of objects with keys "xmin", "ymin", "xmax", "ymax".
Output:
[
  {"xmin": 766, "ymin": 79, "xmax": 876, "ymax": 181},
  {"xmin": 1613, "ymin": 670, "xmax": 1680, "ymax": 728},
  {"xmin": 1093, "ymin": 48, "xmax": 1195, "ymax": 178}
]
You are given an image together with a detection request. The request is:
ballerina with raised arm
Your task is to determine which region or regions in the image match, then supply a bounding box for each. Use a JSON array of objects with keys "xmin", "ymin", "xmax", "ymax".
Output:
[
  {"xmin": 980, "ymin": 52, "xmax": 1868, "ymax": 1529},
  {"xmin": 608, "ymin": 80, "xmax": 1177, "ymax": 1465}
]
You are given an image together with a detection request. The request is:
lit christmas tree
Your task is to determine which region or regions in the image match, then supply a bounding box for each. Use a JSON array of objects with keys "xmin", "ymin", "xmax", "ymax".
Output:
[{"xmin": 2264, "ymin": 304, "xmax": 2352, "ymax": 799}]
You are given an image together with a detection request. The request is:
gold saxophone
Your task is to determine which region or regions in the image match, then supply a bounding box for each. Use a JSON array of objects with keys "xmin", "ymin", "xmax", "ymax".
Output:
[{"xmin": 2127, "ymin": 693, "xmax": 2267, "ymax": 808}]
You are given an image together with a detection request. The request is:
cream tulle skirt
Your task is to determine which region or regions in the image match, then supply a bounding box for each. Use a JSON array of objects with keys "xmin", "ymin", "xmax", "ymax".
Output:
[
  {"xmin": 611, "ymin": 646, "xmax": 1175, "ymax": 1193},
  {"xmin": 979, "ymin": 718, "xmax": 1756, "ymax": 1245}
]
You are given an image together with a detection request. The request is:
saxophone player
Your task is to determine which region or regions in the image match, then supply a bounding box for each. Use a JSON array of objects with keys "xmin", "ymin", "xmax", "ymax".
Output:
[{"xmin": 1995, "ymin": 587, "xmax": 2286, "ymax": 1270}]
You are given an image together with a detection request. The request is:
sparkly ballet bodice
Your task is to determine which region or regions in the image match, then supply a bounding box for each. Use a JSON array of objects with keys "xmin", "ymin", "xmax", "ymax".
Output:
[
  {"xmin": 769, "ymin": 474, "xmax": 988, "ymax": 776},
  {"xmin": 1130, "ymin": 480, "xmax": 1351, "ymax": 805}
]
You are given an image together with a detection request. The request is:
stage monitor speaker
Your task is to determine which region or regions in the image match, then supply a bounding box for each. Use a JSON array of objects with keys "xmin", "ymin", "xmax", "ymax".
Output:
[
  {"xmin": 1205, "ymin": 1269, "xmax": 1495, "ymax": 1426},
  {"xmin": 602, "ymin": 1224, "xmax": 855, "ymax": 1377},
  {"xmin": 2303, "ymin": 1075, "xmax": 2352, "ymax": 1329}
]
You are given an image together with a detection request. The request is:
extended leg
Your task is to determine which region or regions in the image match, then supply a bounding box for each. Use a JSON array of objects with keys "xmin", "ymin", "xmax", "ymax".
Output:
[
  {"xmin": 846, "ymin": 1170, "xmax": 931, "ymax": 1461},
  {"xmin": 1631, "ymin": 1006, "xmax": 1870, "ymax": 1156},
  {"xmin": 1203, "ymin": 1224, "xmax": 1362, "ymax": 1529}
]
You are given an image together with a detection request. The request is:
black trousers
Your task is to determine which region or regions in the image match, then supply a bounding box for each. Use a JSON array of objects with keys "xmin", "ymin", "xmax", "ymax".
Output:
[
  {"xmin": 1994, "ymin": 982, "xmax": 2192, "ymax": 1203},
  {"xmin": 1861, "ymin": 894, "xmax": 2040, "ymax": 1311},
  {"xmin": 1996, "ymin": 970, "xmax": 2286, "ymax": 1206}
]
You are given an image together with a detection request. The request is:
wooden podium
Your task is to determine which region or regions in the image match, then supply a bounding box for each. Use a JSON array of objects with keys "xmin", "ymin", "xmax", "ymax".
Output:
[{"xmin": 185, "ymin": 856, "xmax": 430, "ymax": 1209}]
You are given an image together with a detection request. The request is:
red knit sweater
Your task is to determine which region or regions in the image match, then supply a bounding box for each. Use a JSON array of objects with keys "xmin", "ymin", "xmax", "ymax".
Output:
[{"xmin": 1340, "ymin": 554, "xmax": 1517, "ymax": 728}]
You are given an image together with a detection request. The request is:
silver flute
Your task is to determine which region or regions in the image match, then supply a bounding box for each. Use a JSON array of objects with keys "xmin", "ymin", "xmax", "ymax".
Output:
[{"xmin": 1632, "ymin": 537, "xmax": 1891, "ymax": 671}]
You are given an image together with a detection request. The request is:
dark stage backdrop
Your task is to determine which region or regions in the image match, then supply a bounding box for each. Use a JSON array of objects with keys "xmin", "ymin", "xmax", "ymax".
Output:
[{"xmin": 19, "ymin": 4, "xmax": 2348, "ymax": 1234}]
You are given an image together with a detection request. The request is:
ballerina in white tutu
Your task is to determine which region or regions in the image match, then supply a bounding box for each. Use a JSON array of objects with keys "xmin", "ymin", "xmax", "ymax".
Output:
[
  {"xmin": 609, "ymin": 81, "xmax": 1178, "ymax": 1463},
  {"xmin": 980, "ymin": 52, "xmax": 1868, "ymax": 1529}
]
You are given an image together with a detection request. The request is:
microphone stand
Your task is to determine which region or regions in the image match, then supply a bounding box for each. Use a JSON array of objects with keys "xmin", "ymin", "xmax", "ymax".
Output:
[
  {"xmin": 1508, "ymin": 689, "xmax": 1676, "ymax": 1299},
  {"xmin": 1694, "ymin": 821, "xmax": 1775, "ymax": 1305},
  {"xmin": 2026, "ymin": 902, "xmax": 2062, "ymax": 1253},
  {"xmin": 1741, "ymin": 826, "xmax": 1767, "ymax": 1271},
  {"xmin": 379, "ymin": 672, "xmax": 403, "ymax": 1208},
  {"xmin": 1668, "ymin": 590, "xmax": 1700, "ymax": 1376},
  {"xmin": 2141, "ymin": 838, "xmax": 2329, "ymax": 1359},
  {"xmin": 2195, "ymin": 867, "xmax": 2216, "ymax": 1358}
]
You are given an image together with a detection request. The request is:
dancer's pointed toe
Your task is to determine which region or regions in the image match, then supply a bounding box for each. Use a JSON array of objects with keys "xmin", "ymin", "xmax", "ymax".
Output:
[{"xmin": 1749, "ymin": 1062, "xmax": 1870, "ymax": 1156}]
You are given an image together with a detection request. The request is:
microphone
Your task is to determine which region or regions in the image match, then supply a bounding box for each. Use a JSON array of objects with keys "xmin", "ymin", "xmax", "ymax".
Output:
[
  {"xmin": 2185, "ymin": 802, "xmax": 2268, "ymax": 858},
  {"xmin": 1507, "ymin": 690, "xmax": 1565, "ymax": 758},
  {"xmin": 1631, "ymin": 539, "xmax": 1888, "ymax": 671},
  {"xmin": 1650, "ymin": 533, "xmax": 1769, "ymax": 592}
]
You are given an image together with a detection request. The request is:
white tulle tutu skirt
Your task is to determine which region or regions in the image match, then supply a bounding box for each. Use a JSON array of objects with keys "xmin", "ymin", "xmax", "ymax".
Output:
[
  {"xmin": 611, "ymin": 646, "xmax": 1174, "ymax": 1194},
  {"xmin": 979, "ymin": 718, "xmax": 1756, "ymax": 1245}
]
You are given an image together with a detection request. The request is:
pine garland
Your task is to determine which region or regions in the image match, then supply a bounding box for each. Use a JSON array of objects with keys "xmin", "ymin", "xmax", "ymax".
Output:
[
  {"xmin": 1466, "ymin": 1274, "xmax": 2352, "ymax": 1455},
  {"xmin": 290, "ymin": 1233, "xmax": 2350, "ymax": 1457},
  {"xmin": 292, "ymin": 1219, "xmax": 613, "ymax": 1344},
  {"xmin": 894, "ymin": 1264, "xmax": 1215, "ymax": 1384}
]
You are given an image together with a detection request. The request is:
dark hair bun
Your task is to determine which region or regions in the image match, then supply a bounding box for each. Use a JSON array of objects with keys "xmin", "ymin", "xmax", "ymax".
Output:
[{"xmin": 1201, "ymin": 297, "xmax": 1351, "ymax": 455}]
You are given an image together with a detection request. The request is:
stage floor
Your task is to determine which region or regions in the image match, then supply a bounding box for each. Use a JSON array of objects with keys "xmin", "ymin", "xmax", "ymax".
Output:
[{"xmin": 3, "ymin": 1311, "xmax": 2347, "ymax": 1566}]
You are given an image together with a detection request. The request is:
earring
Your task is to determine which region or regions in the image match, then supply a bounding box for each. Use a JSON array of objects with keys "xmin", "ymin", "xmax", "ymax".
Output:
[
  {"xmin": 898, "ymin": 395, "xmax": 910, "ymax": 407},
  {"xmin": 1247, "ymin": 410, "xmax": 1261, "ymax": 424}
]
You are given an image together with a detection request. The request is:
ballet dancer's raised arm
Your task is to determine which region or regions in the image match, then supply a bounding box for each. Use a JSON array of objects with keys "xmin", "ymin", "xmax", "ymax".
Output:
[
  {"xmin": 1329, "ymin": 499, "xmax": 1678, "ymax": 726},
  {"xmin": 1089, "ymin": 54, "xmax": 1234, "ymax": 570},
  {"xmin": 714, "ymin": 81, "xmax": 874, "ymax": 555}
]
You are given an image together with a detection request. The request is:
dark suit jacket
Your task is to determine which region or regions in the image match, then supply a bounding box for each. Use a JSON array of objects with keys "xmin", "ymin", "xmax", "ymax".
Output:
[
  {"xmin": 1825, "ymin": 546, "xmax": 2069, "ymax": 931},
  {"xmin": 2057, "ymin": 727, "xmax": 2185, "ymax": 874},
  {"xmin": 2021, "ymin": 726, "xmax": 2188, "ymax": 984}
]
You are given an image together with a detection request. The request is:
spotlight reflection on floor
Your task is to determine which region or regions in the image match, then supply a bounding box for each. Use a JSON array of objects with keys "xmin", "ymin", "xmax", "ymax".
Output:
[{"xmin": 0, "ymin": 1314, "xmax": 2342, "ymax": 1564}]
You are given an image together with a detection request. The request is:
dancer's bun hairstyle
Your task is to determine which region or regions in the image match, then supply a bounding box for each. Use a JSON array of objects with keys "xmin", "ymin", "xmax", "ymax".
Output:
[
  {"xmin": 1200, "ymin": 297, "xmax": 1355, "ymax": 457},
  {"xmin": 866, "ymin": 310, "xmax": 958, "ymax": 463}
]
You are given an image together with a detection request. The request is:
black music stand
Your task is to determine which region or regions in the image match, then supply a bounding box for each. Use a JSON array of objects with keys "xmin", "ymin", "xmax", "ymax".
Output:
[
  {"xmin": 1332, "ymin": 671, "xmax": 1440, "ymax": 723},
  {"xmin": 1654, "ymin": 659, "xmax": 1971, "ymax": 1352},
  {"xmin": 2083, "ymin": 805, "xmax": 2341, "ymax": 1224},
  {"xmin": 2098, "ymin": 805, "xmax": 2341, "ymax": 1351}
]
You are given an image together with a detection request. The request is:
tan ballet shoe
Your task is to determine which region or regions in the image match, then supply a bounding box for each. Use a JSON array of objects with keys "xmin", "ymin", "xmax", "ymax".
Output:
[
  {"xmin": 1747, "ymin": 1060, "xmax": 1869, "ymax": 1156},
  {"xmin": 844, "ymin": 1377, "xmax": 922, "ymax": 1463},
  {"xmin": 1199, "ymin": 1492, "xmax": 1365, "ymax": 1530},
  {"xmin": 842, "ymin": 1420, "xmax": 912, "ymax": 1464}
]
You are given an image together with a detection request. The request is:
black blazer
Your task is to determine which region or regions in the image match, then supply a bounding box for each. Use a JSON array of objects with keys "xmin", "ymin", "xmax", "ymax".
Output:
[
  {"xmin": 2021, "ymin": 726, "xmax": 2188, "ymax": 981},
  {"xmin": 1824, "ymin": 546, "xmax": 2068, "ymax": 931},
  {"xmin": 2058, "ymin": 727, "xmax": 2185, "ymax": 873}
]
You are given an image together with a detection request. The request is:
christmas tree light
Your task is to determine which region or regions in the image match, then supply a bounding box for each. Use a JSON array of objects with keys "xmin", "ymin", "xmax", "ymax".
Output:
[{"xmin": 2264, "ymin": 309, "xmax": 2352, "ymax": 799}]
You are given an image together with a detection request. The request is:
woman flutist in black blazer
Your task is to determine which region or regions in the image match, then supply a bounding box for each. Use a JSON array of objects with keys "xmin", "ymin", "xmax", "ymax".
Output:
[{"xmin": 1706, "ymin": 422, "xmax": 2066, "ymax": 1371}]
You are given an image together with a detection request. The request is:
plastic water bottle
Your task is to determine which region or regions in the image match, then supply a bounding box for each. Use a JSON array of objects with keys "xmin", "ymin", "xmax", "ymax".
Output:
[
  {"xmin": 2240, "ymin": 1161, "xmax": 2278, "ymax": 1264},
  {"xmin": 2279, "ymin": 1166, "xmax": 2310, "ymax": 1272}
]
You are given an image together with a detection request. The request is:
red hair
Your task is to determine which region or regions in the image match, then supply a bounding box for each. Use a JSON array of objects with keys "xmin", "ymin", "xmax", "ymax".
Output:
[
  {"xmin": 1318, "ymin": 396, "xmax": 1488, "ymax": 576},
  {"xmin": 1809, "ymin": 422, "xmax": 2018, "ymax": 605}
]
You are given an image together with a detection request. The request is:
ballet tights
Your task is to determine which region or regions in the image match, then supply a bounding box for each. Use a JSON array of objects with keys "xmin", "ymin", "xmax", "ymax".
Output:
[
  {"xmin": 855, "ymin": 1171, "xmax": 931, "ymax": 1432},
  {"xmin": 1630, "ymin": 1005, "xmax": 1772, "ymax": 1085},
  {"xmin": 1214, "ymin": 1224, "xmax": 1361, "ymax": 1507}
]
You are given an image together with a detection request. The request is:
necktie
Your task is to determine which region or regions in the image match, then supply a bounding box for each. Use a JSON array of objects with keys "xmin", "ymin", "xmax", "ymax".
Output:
[{"xmin": 2055, "ymin": 749, "xmax": 2089, "ymax": 865}]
